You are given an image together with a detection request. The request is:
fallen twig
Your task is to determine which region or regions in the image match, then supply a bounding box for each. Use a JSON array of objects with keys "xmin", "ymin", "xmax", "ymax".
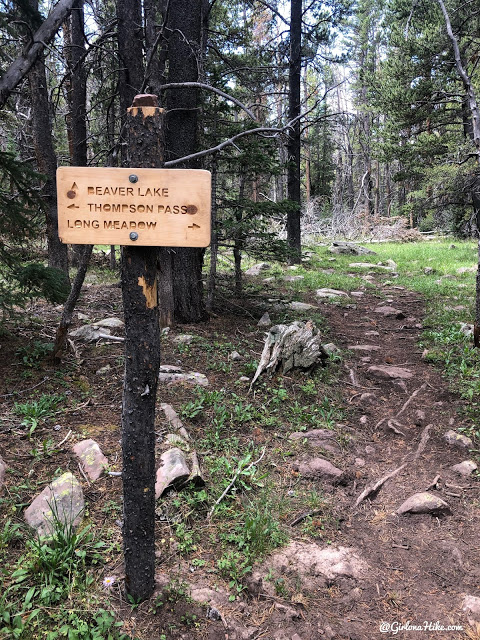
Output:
[
  {"xmin": 56, "ymin": 429, "xmax": 72, "ymax": 448},
  {"xmin": 396, "ymin": 382, "xmax": 427, "ymax": 418},
  {"xmin": 411, "ymin": 424, "xmax": 432, "ymax": 461},
  {"xmin": 425, "ymin": 475, "xmax": 441, "ymax": 491},
  {"xmin": 387, "ymin": 419, "xmax": 407, "ymax": 437},
  {"xmin": 207, "ymin": 447, "xmax": 266, "ymax": 520},
  {"xmin": 354, "ymin": 463, "xmax": 408, "ymax": 508},
  {"xmin": 290, "ymin": 509, "xmax": 323, "ymax": 527}
]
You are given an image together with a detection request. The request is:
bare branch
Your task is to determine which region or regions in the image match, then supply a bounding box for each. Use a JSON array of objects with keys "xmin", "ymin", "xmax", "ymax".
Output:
[
  {"xmin": 0, "ymin": 0, "xmax": 77, "ymax": 109},
  {"xmin": 159, "ymin": 82, "xmax": 258, "ymax": 121}
]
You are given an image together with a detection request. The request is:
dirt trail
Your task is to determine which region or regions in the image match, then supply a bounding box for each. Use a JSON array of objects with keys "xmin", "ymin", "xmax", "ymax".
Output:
[{"xmin": 302, "ymin": 283, "xmax": 480, "ymax": 639}]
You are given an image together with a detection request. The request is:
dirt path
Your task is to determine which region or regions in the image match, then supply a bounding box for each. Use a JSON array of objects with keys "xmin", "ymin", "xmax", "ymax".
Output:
[{"xmin": 293, "ymin": 283, "xmax": 480, "ymax": 639}]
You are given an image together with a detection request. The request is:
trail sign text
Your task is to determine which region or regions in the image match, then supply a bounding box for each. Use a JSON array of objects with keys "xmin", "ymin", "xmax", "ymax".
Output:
[{"xmin": 57, "ymin": 167, "xmax": 211, "ymax": 246}]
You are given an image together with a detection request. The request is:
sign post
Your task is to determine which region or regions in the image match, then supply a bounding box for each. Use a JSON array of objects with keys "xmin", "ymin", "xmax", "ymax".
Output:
[{"xmin": 57, "ymin": 93, "xmax": 210, "ymax": 602}]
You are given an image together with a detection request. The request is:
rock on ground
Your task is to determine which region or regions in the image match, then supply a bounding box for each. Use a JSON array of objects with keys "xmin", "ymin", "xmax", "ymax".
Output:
[
  {"xmin": 249, "ymin": 542, "xmax": 368, "ymax": 594},
  {"xmin": 24, "ymin": 472, "xmax": 84, "ymax": 537},
  {"xmin": 0, "ymin": 454, "xmax": 6, "ymax": 491},
  {"xmin": 443, "ymin": 430, "xmax": 472, "ymax": 450},
  {"xmin": 367, "ymin": 365, "xmax": 413, "ymax": 380},
  {"xmin": 288, "ymin": 301, "xmax": 317, "ymax": 311},
  {"xmin": 289, "ymin": 430, "xmax": 341, "ymax": 453},
  {"xmin": 450, "ymin": 460, "xmax": 477, "ymax": 476},
  {"xmin": 257, "ymin": 312, "xmax": 272, "ymax": 328},
  {"xmin": 246, "ymin": 262, "xmax": 270, "ymax": 276},
  {"xmin": 373, "ymin": 305, "xmax": 405, "ymax": 318},
  {"xmin": 158, "ymin": 371, "xmax": 209, "ymax": 387},
  {"xmin": 316, "ymin": 288, "xmax": 349, "ymax": 299},
  {"xmin": 293, "ymin": 457, "xmax": 342, "ymax": 479},
  {"xmin": 155, "ymin": 448, "xmax": 190, "ymax": 499},
  {"xmin": 463, "ymin": 595, "xmax": 480, "ymax": 622},
  {"xmin": 329, "ymin": 242, "xmax": 376, "ymax": 256},
  {"xmin": 70, "ymin": 325, "xmax": 112, "ymax": 342},
  {"xmin": 396, "ymin": 492, "xmax": 451, "ymax": 516},
  {"xmin": 173, "ymin": 334, "xmax": 194, "ymax": 344},
  {"xmin": 73, "ymin": 439, "xmax": 108, "ymax": 481},
  {"xmin": 93, "ymin": 317, "xmax": 124, "ymax": 328}
]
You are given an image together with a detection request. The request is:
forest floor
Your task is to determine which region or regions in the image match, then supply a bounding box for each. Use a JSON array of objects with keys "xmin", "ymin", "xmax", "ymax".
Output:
[{"xmin": 0, "ymin": 241, "xmax": 480, "ymax": 640}]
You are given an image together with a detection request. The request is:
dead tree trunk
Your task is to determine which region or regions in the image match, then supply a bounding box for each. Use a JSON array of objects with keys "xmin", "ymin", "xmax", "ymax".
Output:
[{"xmin": 121, "ymin": 95, "xmax": 163, "ymax": 602}]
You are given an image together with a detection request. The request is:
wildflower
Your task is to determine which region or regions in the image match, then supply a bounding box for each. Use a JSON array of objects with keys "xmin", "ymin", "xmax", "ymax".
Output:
[{"xmin": 103, "ymin": 576, "xmax": 116, "ymax": 589}]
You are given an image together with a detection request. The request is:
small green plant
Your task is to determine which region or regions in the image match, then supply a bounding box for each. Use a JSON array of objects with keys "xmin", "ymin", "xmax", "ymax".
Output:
[
  {"xmin": 180, "ymin": 398, "xmax": 204, "ymax": 420},
  {"xmin": 16, "ymin": 341, "xmax": 54, "ymax": 368},
  {"xmin": 14, "ymin": 394, "xmax": 64, "ymax": 438},
  {"xmin": 174, "ymin": 522, "xmax": 198, "ymax": 554},
  {"xmin": 299, "ymin": 378, "xmax": 317, "ymax": 396},
  {"xmin": 216, "ymin": 550, "xmax": 251, "ymax": 600}
]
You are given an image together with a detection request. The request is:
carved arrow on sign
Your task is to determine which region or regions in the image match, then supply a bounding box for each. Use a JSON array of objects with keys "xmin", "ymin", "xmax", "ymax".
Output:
[{"xmin": 188, "ymin": 223, "xmax": 200, "ymax": 230}]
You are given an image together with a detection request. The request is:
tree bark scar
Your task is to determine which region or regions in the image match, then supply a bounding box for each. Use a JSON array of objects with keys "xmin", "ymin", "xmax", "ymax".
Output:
[
  {"xmin": 127, "ymin": 106, "xmax": 163, "ymax": 120},
  {"xmin": 137, "ymin": 276, "xmax": 157, "ymax": 308}
]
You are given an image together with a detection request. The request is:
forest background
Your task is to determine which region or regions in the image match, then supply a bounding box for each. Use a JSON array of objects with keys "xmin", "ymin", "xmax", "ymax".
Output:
[{"xmin": 1, "ymin": 0, "xmax": 480, "ymax": 320}]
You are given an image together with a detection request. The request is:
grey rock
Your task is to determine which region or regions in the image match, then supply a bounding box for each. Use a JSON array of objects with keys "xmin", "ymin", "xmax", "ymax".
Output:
[
  {"xmin": 396, "ymin": 492, "xmax": 451, "ymax": 516},
  {"xmin": 24, "ymin": 472, "xmax": 84, "ymax": 537},
  {"xmin": 322, "ymin": 343, "xmax": 339, "ymax": 355},
  {"xmin": 349, "ymin": 262, "xmax": 392, "ymax": 271},
  {"xmin": 155, "ymin": 448, "xmax": 190, "ymax": 499},
  {"xmin": 73, "ymin": 439, "xmax": 108, "ymax": 481},
  {"xmin": 365, "ymin": 330, "xmax": 380, "ymax": 336},
  {"xmin": 290, "ymin": 430, "xmax": 341, "ymax": 453},
  {"xmin": 384, "ymin": 259, "xmax": 397, "ymax": 270},
  {"xmin": 316, "ymin": 288, "xmax": 349, "ymax": 299},
  {"xmin": 93, "ymin": 317, "xmax": 124, "ymax": 329},
  {"xmin": 159, "ymin": 364, "xmax": 183, "ymax": 373},
  {"xmin": 459, "ymin": 322, "xmax": 474, "ymax": 337},
  {"xmin": 274, "ymin": 603, "xmax": 300, "ymax": 620},
  {"xmin": 348, "ymin": 344, "xmax": 381, "ymax": 352},
  {"xmin": 288, "ymin": 301, "xmax": 316, "ymax": 312},
  {"xmin": 70, "ymin": 325, "xmax": 112, "ymax": 342},
  {"xmin": 424, "ymin": 267, "xmax": 435, "ymax": 275},
  {"xmin": 414, "ymin": 409, "xmax": 426, "ymax": 425},
  {"xmin": 95, "ymin": 365, "xmax": 111, "ymax": 375},
  {"xmin": 443, "ymin": 429, "xmax": 472, "ymax": 450},
  {"xmin": 263, "ymin": 277, "xmax": 275, "ymax": 283},
  {"xmin": 239, "ymin": 376, "xmax": 250, "ymax": 382},
  {"xmin": 451, "ymin": 460, "xmax": 477, "ymax": 476},
  {"xmin": 373, "ymin": 305, "xmax": 405, "ymax": 318},
  {"xmin": 77, "ymin": 312, "xmax": 89, "ymax": 321},
  {"xmin": 367, "ymin": 365, "xmax": 413, "ymax": 380},
  {"xmin": 229, "ymin": 350, "xmax": 243, "ymax": 361},
  {"xmin": 463, "ymin": 595, "xmax": 480, "ymax": 622},
  {"xmin": 359, "ymin": 393, "xmax": 376, "ymax": 404},
  {"xmin": 246, "ymin": 262, "xmax": 270, "ymax": 276},
  {"xmin": 0, "ymin": 454, "xmax": 6, "ymax": 491},
  {"xmin": 158, "ymin": 371, "xmax": 209, "ymax": 387},
  {"xmin": 283, "ymin": 275, "xmax": 304, "ymax": 282},
  {"xmin": 350, "ymin": 291, "xmax": 364, "ymax": 297},
  {"xmin": 173, "ymin": 334, "xmax": 194, "ymax": 344},
  {"xmin": 293, "ymin": 457, "xmax": 342, "ymax": 479},
  {"xmin": 457, "ymin": 266, "xmax": 476, "ymax": 274},
  {"xmin": 257, "ymin": 312, "xmax": 272, "ymax": 328},
  {"xmin": 329, "ymin": 242, "xmax": 376, "ymax": 256}
]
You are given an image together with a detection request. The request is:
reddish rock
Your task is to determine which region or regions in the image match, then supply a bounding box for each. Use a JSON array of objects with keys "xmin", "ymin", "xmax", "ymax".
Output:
[
  {"xmin": 0, "ymin": 454, "xmax": 6, "ymax": 491},
  {"xmin": 293, "ymin": 457, "xmax": 342, "ymax": 479},
  {"xmin": 73, "ymin": 439, "xmax": 108, "ymax": 481},
  {"xmin": 396, "ymin": 492, "xmax": 451, "ymax": 516},
  {"xmin": 24, "ymin": 472, "xmax": 84, "ymax": 537},
  {"xmin": 155, "ymin": 448, "xmax": 190, "ymax": 499},
  {"xmin": 367, "ymin": 365, "xmax": 413, "ymax": 380}
]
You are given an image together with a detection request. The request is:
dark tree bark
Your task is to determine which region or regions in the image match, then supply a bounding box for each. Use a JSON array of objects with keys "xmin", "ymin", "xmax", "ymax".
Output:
[
  {"xmin": 28, "ymin": 2, "xmax": 69, "ymax": 276},
  {"xmin": 164, "ymin": 0, "xmax": 209, "ymax": 323},
  {"xmin": 286, "ymin": 0, "xmax": 302, "ymax": 264},
  {"xmin": 64, "ymin": 0, "xmax": 88, "ymax": 266},
  {"xmin": 121, "ymin": 95, "xmax": 163, "ymax": 603},
  {"xmin": 0, "ymin": 0, "xmax": 76, "ymax": 108},
  {"xmin": 116, "ymin": 0, "xmax": 144, "ymax": 123},
  {"xmin": 206, "ymin": 156, "xmax": 218, "ymax": 312},
  {"xmin": 52, "ymin": 244, "xmax": 93, "ymax": 361}
]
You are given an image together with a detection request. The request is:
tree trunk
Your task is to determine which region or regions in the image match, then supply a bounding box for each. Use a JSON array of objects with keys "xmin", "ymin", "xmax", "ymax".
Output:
[
  {"xmin": 206, "ymin": 156, "xmax": 218, "ymax": 312},
  {"xmin": 286, "ymin": 0, "xmax": 302, "ymax": 264},
  {"xmin": 28, "ymin": 5, "xmax": 69, "ymax": 277},
  {"xmin": 121, "ymin": 95, "xmax": 163, "ymax": 602},
  {"xmin": 52, "ymin": 244, "xmax": 93, "ymax": 361},
  {"xmin": 165, "ymin": 0, "xmax": 209, "ymax": 323},
  {"xmin": 64, "ymin": 0, "xmax": 88, "ymax": 267},
  {"xmin": 116, "ymin": 0, "xmax": 144, "ymax": 148}
]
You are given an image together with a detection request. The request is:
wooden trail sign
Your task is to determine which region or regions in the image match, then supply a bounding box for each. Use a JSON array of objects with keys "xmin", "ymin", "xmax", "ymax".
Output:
[{"xmin": 57, "ymin": 166, "xmax": 211, "ymax": 247}]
